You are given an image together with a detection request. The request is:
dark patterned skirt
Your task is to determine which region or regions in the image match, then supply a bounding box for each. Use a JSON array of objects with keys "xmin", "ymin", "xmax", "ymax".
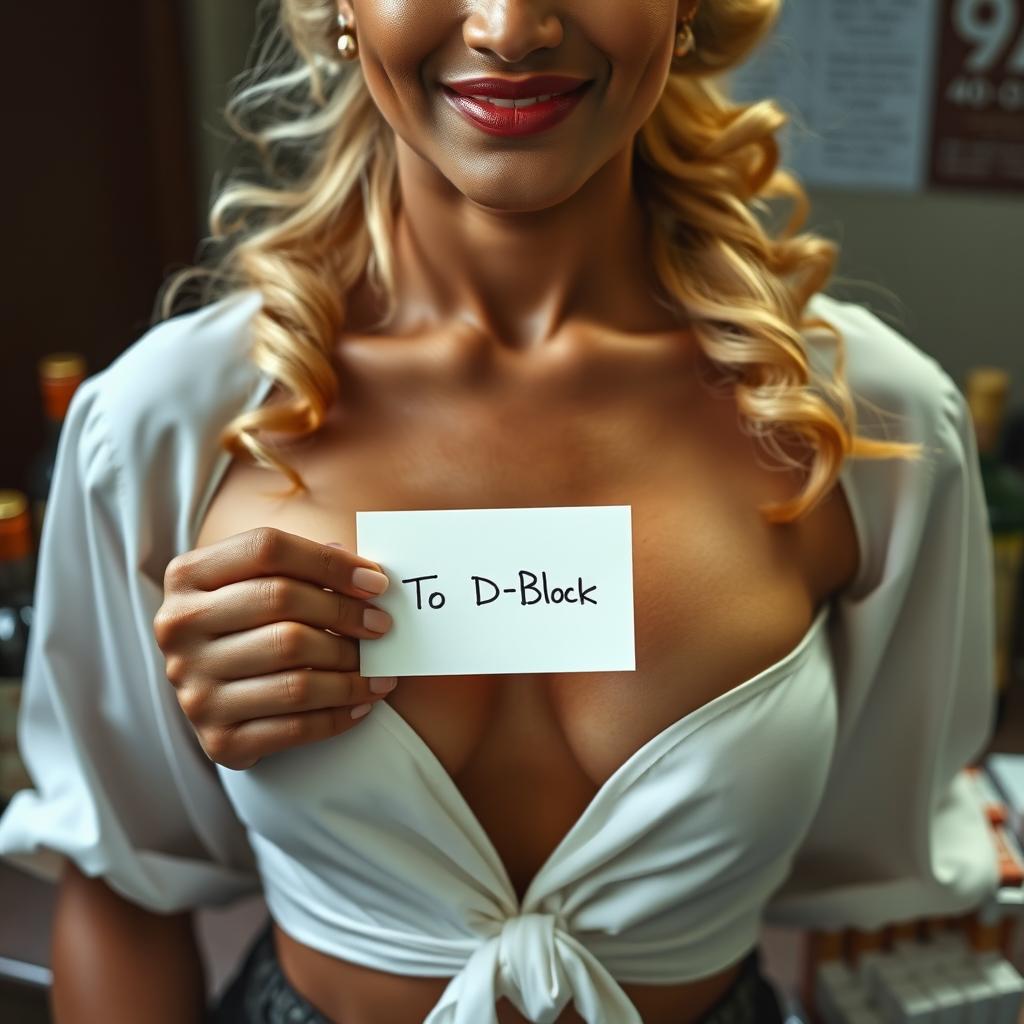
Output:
[{"xmin": 206, "ymin": 917, "xmax": 786, "ymax": 1024}]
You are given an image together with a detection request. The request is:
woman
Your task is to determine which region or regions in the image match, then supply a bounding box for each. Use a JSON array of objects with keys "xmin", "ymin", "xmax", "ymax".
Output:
[{"xmin": 0, "ymin": 1, "xmax": 1000, "ymax": 1022}]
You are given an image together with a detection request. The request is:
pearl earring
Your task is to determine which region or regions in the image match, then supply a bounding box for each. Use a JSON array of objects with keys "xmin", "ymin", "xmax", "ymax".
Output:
[
  {"xmin": 337, "ymin": 12, "xmax": 358, "ymax": 60},
  {"xmin": 674, "ymin": 20, "xmax": 696, "ymax": 59}
]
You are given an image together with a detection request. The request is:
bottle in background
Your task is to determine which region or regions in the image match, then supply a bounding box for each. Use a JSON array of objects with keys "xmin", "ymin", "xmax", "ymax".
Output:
[
  {"xmin": 0, "ymin": 491, "xmax": 35, "ymax": 810},
  {"xmin": 1001, "ymin": 403, "xmax": 1024, "ymax": 692},
  {"xmin": 27, "ymin": 352, "xmax": 86, "ymax": 550},
  {"xmin": 965, "ymin": 368, "xmax": 1024, "ymax": 730},
  {"xmin": 1004, "ymin": 404, "xmax": 1024, "ymax": 476}
]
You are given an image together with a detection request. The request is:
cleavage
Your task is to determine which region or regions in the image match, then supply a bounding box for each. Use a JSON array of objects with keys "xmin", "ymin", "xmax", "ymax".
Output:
[
  {"xmin": 404, "ymin": 675, "xmax": 605, "ymax": 902},
  {"xmin": 382, "ymin": 585, "xmax": 819, "ymax": 903}
]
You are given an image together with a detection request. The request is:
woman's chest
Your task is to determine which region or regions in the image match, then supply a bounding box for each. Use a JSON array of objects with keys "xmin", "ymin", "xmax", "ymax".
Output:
[{"xmin": 195, "ymin": 354, "xmax": 856, "ymax": 892}]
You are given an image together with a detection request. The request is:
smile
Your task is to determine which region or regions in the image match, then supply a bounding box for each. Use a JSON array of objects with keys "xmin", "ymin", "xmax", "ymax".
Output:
[{"xmin": 441, "ymin": 82, "xmax": 592, "ymax": 138}]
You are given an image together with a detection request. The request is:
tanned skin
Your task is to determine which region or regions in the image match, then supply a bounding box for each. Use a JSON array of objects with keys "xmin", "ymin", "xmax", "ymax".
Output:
[{"xmin": 52, "ymin": 861, "xmax": 207, "ymax": 1024}]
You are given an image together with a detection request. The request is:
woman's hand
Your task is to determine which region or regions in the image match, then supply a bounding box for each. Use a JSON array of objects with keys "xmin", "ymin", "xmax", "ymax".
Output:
[{"xmin": 153, "ymin": 527, "xmax": 397, "ymax": 770}]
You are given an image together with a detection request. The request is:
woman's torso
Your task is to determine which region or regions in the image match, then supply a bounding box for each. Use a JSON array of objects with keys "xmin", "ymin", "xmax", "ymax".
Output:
[{"xmin": 195, "ymin": 317, "xmax": 860, "ymax": 1024}]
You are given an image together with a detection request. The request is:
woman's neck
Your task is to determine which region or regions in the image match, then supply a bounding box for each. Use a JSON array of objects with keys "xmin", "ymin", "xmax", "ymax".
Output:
[{"xmin": 368, "ymin": 137, "xmax": 676, "ymax": 351}]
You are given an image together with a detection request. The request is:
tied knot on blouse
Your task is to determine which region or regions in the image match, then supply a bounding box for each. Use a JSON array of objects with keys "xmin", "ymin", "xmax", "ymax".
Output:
[
  {"xmin": 497, "ymin": 911, "xmax": 566, "ymax": 987},
  {"xmin": 479, "ymin": 910, "xmax": 577, "ymax": 1022}
]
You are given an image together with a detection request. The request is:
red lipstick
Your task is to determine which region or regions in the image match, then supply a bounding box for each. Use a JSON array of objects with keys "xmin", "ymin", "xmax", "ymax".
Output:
[{"xmin": 441, "ymin": 75, "xmax": 592, "ymax": 138}]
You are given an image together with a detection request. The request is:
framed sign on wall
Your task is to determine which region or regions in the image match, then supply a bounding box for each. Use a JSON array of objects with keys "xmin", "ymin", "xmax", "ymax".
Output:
[{"xmin": 728, "ymin": 0, "xmax": 1024, "ymax": 194}]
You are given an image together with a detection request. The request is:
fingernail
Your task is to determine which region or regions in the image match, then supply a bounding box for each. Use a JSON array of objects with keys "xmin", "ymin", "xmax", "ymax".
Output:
[
  {"xmin": 363, "ymin": 608, "xmax": 392, "ymax": 633},
  {"xmin": 350, "ymin": 702, "xmax": 374, "ymax": 719},
  {"xmin": 369, "ymin": 676, "xmax": 398, "ymax": 694},
  {"xmin": 327, "ymin": 542, "xmax": 348, "ymax": 549},
  {"xmin": 353, "ymin": 567, "xmax": 389, "ymax": 594}
]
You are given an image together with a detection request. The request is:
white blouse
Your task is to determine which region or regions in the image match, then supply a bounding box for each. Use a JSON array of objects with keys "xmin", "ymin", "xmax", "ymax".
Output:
[{"xmin": 0, "ymin": 287, "xmax": 1000, "ymax": 946}]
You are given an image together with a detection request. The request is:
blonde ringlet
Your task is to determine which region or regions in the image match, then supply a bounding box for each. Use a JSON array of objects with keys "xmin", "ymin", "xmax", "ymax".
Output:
[{"xmin": 159, "ymin": 0, "xmax": 922, "ymax": 524}]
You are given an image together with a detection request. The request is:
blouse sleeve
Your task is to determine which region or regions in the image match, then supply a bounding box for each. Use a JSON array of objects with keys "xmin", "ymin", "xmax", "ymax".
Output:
[
  {"xmin": 764, "ymin": 304, "xmax": 1001, "ymax": 931},
  {"xmin": 0, "ymin": 372, "xmax": 262, "ymax": 913}
]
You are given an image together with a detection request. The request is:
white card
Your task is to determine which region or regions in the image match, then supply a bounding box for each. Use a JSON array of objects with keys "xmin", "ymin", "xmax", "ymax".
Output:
[{"xmin": 355, "ymin": 505, "xmax": 635, "ymax": 677}]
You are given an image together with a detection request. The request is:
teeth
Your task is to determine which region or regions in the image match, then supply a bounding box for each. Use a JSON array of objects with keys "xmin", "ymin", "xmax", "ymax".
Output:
[{"xmin": 466, "ymin": 93, "xmax": 556, "ymax": 108}]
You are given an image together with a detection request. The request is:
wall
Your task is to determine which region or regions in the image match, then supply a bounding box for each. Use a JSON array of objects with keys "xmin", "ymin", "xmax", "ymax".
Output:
[
  {"xmin": 180, "ymin": 0, "xmax": 259, "ymax": 239},
  {"xmin": 805, "ymin": 186, "xmax": 1024, "ymax": 407},
  {"xmin": 1, "ymin": 2, "xmax": 197, "ymax": 497}
]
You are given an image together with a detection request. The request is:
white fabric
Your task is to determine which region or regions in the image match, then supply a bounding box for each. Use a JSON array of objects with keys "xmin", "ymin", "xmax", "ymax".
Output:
[
  {"xmin": 0, "ymin": 288, "xmax": 1000, "ymax": 1023},
  {"xmin": 232, "ymin": 600, "xmax": 835, "ymax": 1024}
]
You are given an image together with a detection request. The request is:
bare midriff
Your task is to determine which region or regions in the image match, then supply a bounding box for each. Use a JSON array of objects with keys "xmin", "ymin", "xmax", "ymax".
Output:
[
  {"xmin": 272, "ymin": 921, "xmax": 747, "ymax": 1024},
  {"xmin": 196, "ymin": 318, "xmax": 860, "ymax": 1024}
]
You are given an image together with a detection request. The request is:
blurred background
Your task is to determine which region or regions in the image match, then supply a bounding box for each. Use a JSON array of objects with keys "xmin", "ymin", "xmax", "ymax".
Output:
[{"xmin": 2, "ymin": 1, "xmax": 1024, "ymax": 1021}]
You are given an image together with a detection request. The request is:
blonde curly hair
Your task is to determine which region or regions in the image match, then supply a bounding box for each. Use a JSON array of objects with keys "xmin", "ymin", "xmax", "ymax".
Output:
[{"xmin": 158, "ymin": 0, "xmax": 922, "ymax": 524}]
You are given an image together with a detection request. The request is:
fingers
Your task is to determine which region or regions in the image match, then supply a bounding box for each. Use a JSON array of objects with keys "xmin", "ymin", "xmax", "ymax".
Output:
[
  {"xmin": 156, "ymin": 527, "xmax": 401, "ymax": 771},
  {"xmin": 205, "ymin": 703, "xmax": 382, "ymax": 770},
  {"xmin": 193, "ymin": 576, "xmax": 393, "ymax": 640},
  {"xmin": 164, "ymin": 526, "xmax": 390, "ymax": 599},
  {"xmin": 179, "ymin": 669, "xmax": 393, "ymax": 726},
  {"xmin": 195, "ymin": 620, "xmax": 367, "ymax": 681}
]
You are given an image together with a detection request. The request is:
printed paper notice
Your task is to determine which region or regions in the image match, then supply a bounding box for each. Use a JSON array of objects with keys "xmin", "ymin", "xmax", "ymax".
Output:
[
  {"xmin": 929, "ymin": 0, "xmax": 1024, "ymax": 191},
  {"xmin": 728, "ymin": 0, "xmax": 941, "ymax": 191},
  {"xmin": 355, "ymin": 505, "xmax": 636, "ymax": 677},
  {"xmin": 728, "ymin": 0, "xmax": 1024, "ymax": 194}
]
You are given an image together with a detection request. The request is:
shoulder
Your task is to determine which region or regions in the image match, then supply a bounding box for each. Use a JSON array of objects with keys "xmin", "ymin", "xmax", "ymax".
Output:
[
  {"xmin": 72, "ymin": 288, "xmax": 267, "ymax": 474},
  {"xmin": 57, "ymin": 288, "xmax": 270, "ymax": 569},
  {"xmin": 804, "ymin": 291, "xmax": 967, "ymax": 471},
  {"xmin": 94, "ymin": 287, "xmax": 265, "ymax": 439}
]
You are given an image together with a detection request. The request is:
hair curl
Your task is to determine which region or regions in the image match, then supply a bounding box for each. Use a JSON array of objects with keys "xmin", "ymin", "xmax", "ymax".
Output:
[{"xmin": 158, "ymin": 0, "xmax": 922, "ymax": 524}]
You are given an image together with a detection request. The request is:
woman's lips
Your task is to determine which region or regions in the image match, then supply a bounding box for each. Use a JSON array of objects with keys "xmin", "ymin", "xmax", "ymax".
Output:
[{"xmin": 441, "ymin": 81, "xmax": 592, "ymax": 138}]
